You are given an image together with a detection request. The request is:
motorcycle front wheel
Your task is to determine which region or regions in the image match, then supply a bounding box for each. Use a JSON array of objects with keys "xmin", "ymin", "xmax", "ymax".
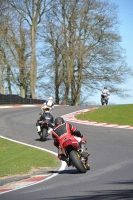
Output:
[{"xmin": 69, "ymin": 150, "xmax": 87, "ymax": 173}]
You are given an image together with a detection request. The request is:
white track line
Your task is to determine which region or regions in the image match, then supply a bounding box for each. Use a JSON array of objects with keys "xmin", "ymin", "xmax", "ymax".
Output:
[{"xmin": 0, "ymin": 136, "xmax": 66, "ymax": 194}]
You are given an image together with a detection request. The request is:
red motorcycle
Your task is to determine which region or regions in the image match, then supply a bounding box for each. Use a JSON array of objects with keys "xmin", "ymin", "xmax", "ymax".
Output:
[{"xmin": 59, "ymin": 135, "xmax": 90, "ymax": 173}]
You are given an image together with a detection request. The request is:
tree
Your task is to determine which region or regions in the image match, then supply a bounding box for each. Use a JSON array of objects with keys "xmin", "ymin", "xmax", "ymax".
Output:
[
  {"xmin": 0, "ymin": 4, "xmax": 31, "ymax": 96},
  {"xmin": 6, "ymin": 16, "xmax": 31, "ymax": 97},
  {"xmin": 0, "ymin": 0, "xmax": 9, "ymax": 94},
  {"xmin": 40, "ymin": 0, "xmax": 132, "ymax": 105},
  {"xmin": 1, "ymin": 0, "xmax": 132, "ymax": 104},
  {"xmin": 9, "ymin": 0, "xmax": 54, "ymax": 98}
]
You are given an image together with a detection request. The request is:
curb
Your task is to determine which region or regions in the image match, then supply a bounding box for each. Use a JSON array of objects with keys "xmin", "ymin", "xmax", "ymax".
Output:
[
  {"xmin": 0, "ymin": 168, "xmax": 60, "ymax": 194},
  {"xmin": 63, "ymin": 108, "xmax": 133, "ymax": 130},
  {"xmin": 0, "ymin": 136, "xmax": 66, "ymax": 195},
  {"xmin": 0, "ymin": 171, "xmax": 52, "ymax": 193},
  {"xmin": 0, "ymin": 104, "xmax": 69, "ymax": 109},
  {"xmin": 0, "ymin": 165, "xmax": 66, "ymax": 194}
]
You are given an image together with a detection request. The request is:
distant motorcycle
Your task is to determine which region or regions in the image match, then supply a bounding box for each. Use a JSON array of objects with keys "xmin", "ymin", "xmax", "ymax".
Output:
[
  {"xmin": 101, "ymin": 95, "xmax": 108, "ymax": 105},
  {"xmin": 59, "ymin": 135, "xmax": 90, "ymax": 173},
  {"xmin": 37, "ymin": 106, "xmax": 54, "ymax": 141},
  {"xmin": 38, "ymin": 120, "xmax": 53, "ymax": 141}
]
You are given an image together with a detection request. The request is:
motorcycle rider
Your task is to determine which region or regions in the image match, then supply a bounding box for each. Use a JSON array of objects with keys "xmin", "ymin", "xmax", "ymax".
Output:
[
  {"xmin": 101, "ymin": 87, "xmax": 110, "ymax": 99},
  {"xmin": 41, "ymin": 97, "xmax": 54, "ymax": 113},
  {"xmin": 51, "ymin": 117, "xmax": 90, "ymax": 168},
  {"xmin": 36, "ymin": 106, "xmax": 54, "ymax": 136}
]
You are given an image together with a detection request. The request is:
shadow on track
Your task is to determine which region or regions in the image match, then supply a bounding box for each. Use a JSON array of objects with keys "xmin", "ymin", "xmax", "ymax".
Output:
[
  {"xmin": 48, "ymin": 168, "xmax": 80, "ymax": 175},
  {"xmin": 39, "ymin": 189, "xmax": 133, "ymax": 200}
]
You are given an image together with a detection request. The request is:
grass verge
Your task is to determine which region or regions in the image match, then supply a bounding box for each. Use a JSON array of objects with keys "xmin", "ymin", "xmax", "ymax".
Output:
[
  {"xmin": 0, "ymin": 137, "xmax": 59, "ymax": 178},
  {"xmin": 75, "ymin": 104, "xmax": 133, "ymax": 126}
]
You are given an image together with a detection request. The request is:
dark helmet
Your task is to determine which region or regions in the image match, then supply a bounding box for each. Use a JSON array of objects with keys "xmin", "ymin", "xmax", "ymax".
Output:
[
  {"xmin": 55, "ymin": 117, "xmax": 64, "ymax": 126},
  {"xmin": 104, "ymin": 87, "xmax": 107, "ymax": 89}
]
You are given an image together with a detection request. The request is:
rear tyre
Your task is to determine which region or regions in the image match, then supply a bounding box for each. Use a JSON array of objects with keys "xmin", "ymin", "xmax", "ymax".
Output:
[
  {"xmin": 69, "ymin": 150, "xmax": 87, "ymax": 173},
  {"xmin": 40, "ymin": 128, "xmax": 47, "ymax": 141}
]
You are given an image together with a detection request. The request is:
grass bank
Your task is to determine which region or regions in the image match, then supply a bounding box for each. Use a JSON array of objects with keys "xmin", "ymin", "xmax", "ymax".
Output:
[
  {"xmin": 0, "ymin": 137, "xmax": 59, "ymax": 178},
  {"xmin": 76, "ymin": 104, "xmax": 133, "ymax": 126}
]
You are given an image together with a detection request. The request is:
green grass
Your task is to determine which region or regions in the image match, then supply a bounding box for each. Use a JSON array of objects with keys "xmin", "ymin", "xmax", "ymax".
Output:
[
  {"xmin": 0, "ymin": 138, "xmax": 59, "ymax": 178},
  {"xmin": 76, "ymin": 104, "xmax": 133, "ymax": 126}
]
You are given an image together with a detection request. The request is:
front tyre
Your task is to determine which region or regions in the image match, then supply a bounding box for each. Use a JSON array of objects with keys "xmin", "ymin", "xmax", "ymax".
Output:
[
  {"xmin": 40, "ymin": 128, "xmax": 47, "ymax": 141},
  {"xmin": 69, "ymin": 150, "xmax": 87, "ymax": 173}
]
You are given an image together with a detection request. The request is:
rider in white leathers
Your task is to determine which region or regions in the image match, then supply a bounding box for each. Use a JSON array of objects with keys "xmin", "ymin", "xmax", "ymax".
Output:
[
  {"xmin": 41, "ymin": 97, "xmax": 54, "ymax": 113},
  {"xmin": 101, "ymin": 87, "xmax": 110, "ymax": 99}
]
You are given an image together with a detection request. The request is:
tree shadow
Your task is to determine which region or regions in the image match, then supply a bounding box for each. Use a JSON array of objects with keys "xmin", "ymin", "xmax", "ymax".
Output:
[
  {"xmin": 108, "ymin": 180, "xmax": 133, "ymax": 185},
  {"xmin": 40, "ymin": 189, "xmax": 133, "ymax": 200},
  {"xmin": 39, "ymin": 179, "xmax": 133, "ymax": 200}
]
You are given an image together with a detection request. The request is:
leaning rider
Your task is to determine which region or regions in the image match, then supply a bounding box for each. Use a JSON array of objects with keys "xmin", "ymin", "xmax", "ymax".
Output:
[{"xmin": 51, "ymin": 116, "xmax": 90, "ymax": 168}]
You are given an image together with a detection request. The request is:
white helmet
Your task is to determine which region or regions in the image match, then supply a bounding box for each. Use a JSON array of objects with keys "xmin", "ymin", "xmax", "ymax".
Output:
[{"xmin": 49, "ymin": 97, "xmax": 53, "ymax": 100}]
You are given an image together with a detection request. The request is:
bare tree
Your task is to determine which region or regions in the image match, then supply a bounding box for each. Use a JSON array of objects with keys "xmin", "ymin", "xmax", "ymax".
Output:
[
  {"xmin": 0, "ymin": 0, "xmax": 9, "ymax": 94},
  {"xmin": 41, "ymin": 0, "xmax": 132, "ymax": 105},
  {"xmin": 1, "ymin": 0, "xmax": 132, "ymax": 104},
  {"xmin": 9, "ymin": 0, "xmax": 54, "ymax": 98},
  {"xmin": 5, "ymin": 16, "xmax": 31, "ymax": 97}
]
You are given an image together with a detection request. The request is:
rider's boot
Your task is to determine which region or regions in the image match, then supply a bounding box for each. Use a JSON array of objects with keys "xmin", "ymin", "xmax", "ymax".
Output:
[
  {"xmin": 37, "ymin": 126, "xmax": 41, "ymax": 134},
  {"xmin": 86, "ymin": 164, "xmax": 90, "ymax": 170},
  {"xmin": 80, "ymin": 151, "xmax": 90, "ymax": 158},
  {"xmin": 79, "ymin": 142, "xmax": 90, "ymax": 158},
  {"xmin": 58, "ymin": 154, "xmax": 71, "ymax": 167},
  {"xmin": 47, "ymin": 127, "xmax": 53, "ymax": 136},
  {"xmin": 85, "ymin": 157, "xmax": 90, "ymax": 170}
]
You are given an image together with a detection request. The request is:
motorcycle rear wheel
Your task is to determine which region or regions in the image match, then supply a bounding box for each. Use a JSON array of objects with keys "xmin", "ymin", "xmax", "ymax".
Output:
[
  {"xmin": 69, "ymin": 150, "xmax": 87, "ymax": 173},
  {"xmin": 40, "ymin": 128, "xmax": 47, "ymax": 141}
]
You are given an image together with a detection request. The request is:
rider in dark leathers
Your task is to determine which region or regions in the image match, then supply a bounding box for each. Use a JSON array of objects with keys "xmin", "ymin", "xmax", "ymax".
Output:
[{"xmin": 36, "ymin": 106, "xmax": 54, "ymax": 134}]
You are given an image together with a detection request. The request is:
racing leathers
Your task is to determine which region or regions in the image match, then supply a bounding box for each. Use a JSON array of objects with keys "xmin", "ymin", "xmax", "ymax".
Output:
[
  {"xmin": 101, "ymin": 89, "xmax": 110, "ymax": 99},
  {"xmin": 36, "ymin": 111, "xmax": 54, "ymax": 135},
  {"xmin": 52, "ymin": 122, "xmax": 88, "ymax": 166},
  {"xmin": 41, "ymin": 100, "xmax": 54, "ymax": 113}
]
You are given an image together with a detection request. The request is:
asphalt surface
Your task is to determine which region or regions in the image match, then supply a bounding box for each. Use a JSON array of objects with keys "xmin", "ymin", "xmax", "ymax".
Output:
[
  {"xmin": 0, "ymin": 105, "xmax": 93, "ymax": 191},
  {"xmin": 0, "ymin": 105, "xmax": 133, "ymax": 200}
]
